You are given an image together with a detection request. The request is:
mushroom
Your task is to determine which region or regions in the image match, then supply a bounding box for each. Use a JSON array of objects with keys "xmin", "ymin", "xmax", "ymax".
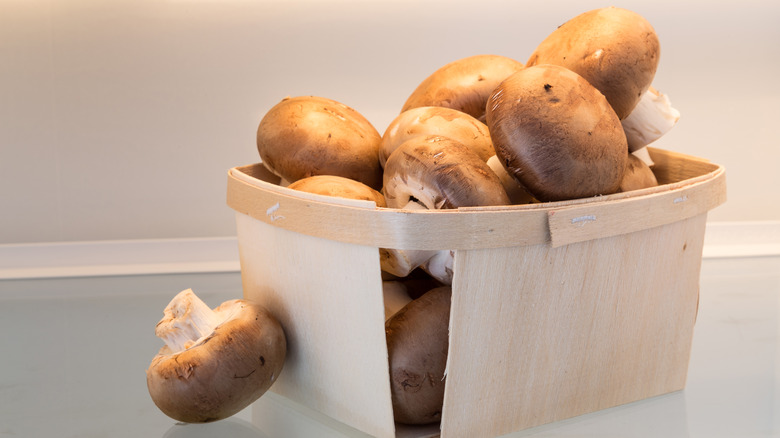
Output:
[
  {"xmin": 287, "ymin": 175, "xmax": 387, "ymax": 207},
  {"xmin": 379, "ymin": 106, "xmax": 494, "ymax": 167},
  {"xmin": 622, "ymin": 86, "xmax": 681, "ymax": 153},
  {"xmin": 386, "ymin": 286, "xmax": 452, "ymax": 425},
  {"xmin": 485, "ymin": 154, "xmax": 537, "ymax": 205},
  {"xmin": 486, "ymin": 64, "xmax": 628, "ymax": 202},
  {"xmin": 619, "ymin": 153, "xmax": 659, "ymax": 193},
  {"xmin": 382, "ymin": 281, "xmax": 413, "ymax": 321},
  {"xmin": 382, "ymin": 135, "xmax": 510, "ymax": 283},
  {"xmin": 256, "ymin": 95, "xmax": 383, "ymax": 189},
  {"xmin": 526, "ymin": 7, "xmax": 660, "ymax": 120},
  {"xmin": 401, "ymin": 54, "xmax": 524, "ymax": 122},
  {"xmin": 146, "ymin": 289, "xmax": 286, "ymax": 423}
]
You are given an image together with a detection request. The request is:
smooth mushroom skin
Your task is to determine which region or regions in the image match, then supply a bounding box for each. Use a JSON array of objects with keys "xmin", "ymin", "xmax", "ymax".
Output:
[
  {"xmin": 380, "ymin": 106, "xmax": 494, "ymax": 167},
  {"xmin": 386, "ymin": 286, "xmax": 452, "ymax": 425},
  {"xmin": 146, "ymin": 290, "xmax": 286, "ymax": 423},
  {"xmin": 486, "ymin": 64, "xmax": 628, "ymax": 202},
  {"xmin": 526, "ymin": 7, "xmax": 660, "ymax": 120},
  {"xmin": 486, "ymin": 154, "xmax": 537, "ymax": 205},
  {"xmin": 287, "ymin": 175, "xmax": 387, "ymax": 207},
  {"xmin": 619, "ymin": 153, "xmax": 659, "ymax": 192},
  {"xmin": 401, "ymin": 54, "xmax": 524, "ymax": 122},
  {"xmin": 383, "ymin": 135, "xmax": 511, "ymax": 210},
  {"xmin": 256, "ymin": 96, "xmax": 383, "ymax": 190}
]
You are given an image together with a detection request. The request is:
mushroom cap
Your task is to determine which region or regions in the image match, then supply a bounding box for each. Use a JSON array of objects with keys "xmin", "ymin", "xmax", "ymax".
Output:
[
  {"xmin": 401, "ymin": 54, "xmax": 524, "ymax": 122},
  {"xmin": 619, "ymin": 153, "xmax": 659, "ymax": 192},
  {"xmin": 486, "ymin": 64, "xmax": 628, "ymax": 202},
  {"xmin": 256, "ymin": 96, "xmax": 383, "ymax": 190},
  {"xmin": 146, "ymin": 300, "xmax": 286, "ymax": 423},
  {"xmin": 386, "ymin": 286, "xmax": 452, "ymax": 425},
  {"xmin": 380, "ymin": 106, "xmax": 494, "ymax": 167},
  {"xmin": 383, "ymin": 135, "xmax": 510, "ymax": 209},
  {"xmin": 287, "ymin": 175, "xmax": 387, "ymax": 207},
  {"xmin": 526, "ymin": 7, "xmax": 660, "ymax": 119}
]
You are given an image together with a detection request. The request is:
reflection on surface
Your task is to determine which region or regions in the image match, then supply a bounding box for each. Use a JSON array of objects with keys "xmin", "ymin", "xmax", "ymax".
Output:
[
  {"xmin": 0, "ymin": 258, "xmax": 777, "ymax": 437},
  {"xmin": 163, "ymin": 417, "xmax": 269, "ymax": 438}
]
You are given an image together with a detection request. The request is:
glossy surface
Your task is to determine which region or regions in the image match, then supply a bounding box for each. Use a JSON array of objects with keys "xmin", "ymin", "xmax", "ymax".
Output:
[{"xmin": 0, "ymin": 256, "xmax": 778, "ymax": 437}]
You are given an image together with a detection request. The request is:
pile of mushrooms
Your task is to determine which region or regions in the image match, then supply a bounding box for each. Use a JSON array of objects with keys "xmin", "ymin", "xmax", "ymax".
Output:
[{"xmin": 147, "ymin": 6, "xmax": 681, "ymax": 427}]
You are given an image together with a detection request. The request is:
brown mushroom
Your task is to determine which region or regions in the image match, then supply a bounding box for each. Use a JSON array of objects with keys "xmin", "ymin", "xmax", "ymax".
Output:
[
  {"xmin": 380, "ymin": 106, "xmax": 494, "ymax": 167},
  {"xmin": 619, "ymin": 153, "xmax": 659, "ymax": 192},
  {"xmin": 386, "ymin": 286, "xmax": 452, "ymax": 425},
  {"xmin": 287, "ymin": 175, "xmax": 387, "ymax": 207},
  {"xmin": 256, "ymin": 96, "xmax": 383, "ymax": 189},
  {"xmin": 486, "ymin": 64, "xmax": 628, "ymax": 202},
  {"xmin": 401, "ymin": 54, "xmax": 524, "ymax": 122},
  {"xmin": 526, "ymin": 7, "xmax": 660, "ymax": 120},
  {"xmin": 146, "ymin": 289, "xmax": 286, "ymax": 423},
  {"xmin": 382, "ymin": 135, "xmax": 510, "ymax": 283}
]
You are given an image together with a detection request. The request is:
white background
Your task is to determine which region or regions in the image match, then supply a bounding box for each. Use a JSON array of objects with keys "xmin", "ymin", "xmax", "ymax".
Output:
[{"xmin": 2, "ymin": 0, "xmax": 779, "ymax": 244}]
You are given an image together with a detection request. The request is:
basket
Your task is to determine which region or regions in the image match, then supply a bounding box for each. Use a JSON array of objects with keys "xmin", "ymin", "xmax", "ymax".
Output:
[{"xmin": 226, "ymin": 147, "xmax": 726, "ymax": 438}]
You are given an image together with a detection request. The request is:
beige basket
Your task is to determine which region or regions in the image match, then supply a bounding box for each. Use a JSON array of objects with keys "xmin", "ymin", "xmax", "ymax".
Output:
[{"xmin": 226, "ymin": 147, "xmax": 726, "ymax": 438}]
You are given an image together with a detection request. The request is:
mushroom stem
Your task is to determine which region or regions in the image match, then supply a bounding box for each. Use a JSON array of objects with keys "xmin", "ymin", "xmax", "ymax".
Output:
[
  {"xmin": 155, "ymin": 289, "xmax": 225, "ymax": 353},
  {"xmin": 622, "ymin": 87, "xmax": 680, "ymax": 152}
]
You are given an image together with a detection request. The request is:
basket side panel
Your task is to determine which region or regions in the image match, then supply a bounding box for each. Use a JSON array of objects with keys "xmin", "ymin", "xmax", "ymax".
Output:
[
  {"xmin": 441, "ymin": 214, "xmax": 707, "ymax": 437},
  {"xmin": 235, "ymin": 212, "xmax": 396, "ymax": 438}
]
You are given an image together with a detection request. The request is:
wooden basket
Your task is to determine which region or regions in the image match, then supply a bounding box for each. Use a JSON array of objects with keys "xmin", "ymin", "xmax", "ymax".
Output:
[{"xmin": 226, "ymin": 147, "xmax": 726, "ymax": 438}]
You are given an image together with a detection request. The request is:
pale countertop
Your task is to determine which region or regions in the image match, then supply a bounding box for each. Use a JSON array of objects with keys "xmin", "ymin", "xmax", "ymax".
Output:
[{"xmin": 1, "ymin": 255, "xmax": 778, "ymax": 438}]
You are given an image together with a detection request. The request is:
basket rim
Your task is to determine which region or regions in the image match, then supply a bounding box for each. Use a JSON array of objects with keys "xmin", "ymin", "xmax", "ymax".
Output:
[{"xmin": 227, "ymin": 147, "xmax": 726, "ymax": 250}]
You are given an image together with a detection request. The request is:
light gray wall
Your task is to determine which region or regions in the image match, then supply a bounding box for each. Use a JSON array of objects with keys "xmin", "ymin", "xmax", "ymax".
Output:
[{"xmin": 2, "ymin": 0, "xmax": 778, "ymax": 244}]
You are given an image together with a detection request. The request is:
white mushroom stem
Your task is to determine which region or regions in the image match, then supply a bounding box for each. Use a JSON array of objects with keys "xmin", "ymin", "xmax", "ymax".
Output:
[
  {"xmin": 423, "ymin": 250, "xmax": 455, "ymax": 285},
  {"xmin": 622, "ymin": 87, "xmax": 680, "ymax": 153},
  {"xmin": 154, "ymin": 289, "xmax": 225, "ymax": 353}
]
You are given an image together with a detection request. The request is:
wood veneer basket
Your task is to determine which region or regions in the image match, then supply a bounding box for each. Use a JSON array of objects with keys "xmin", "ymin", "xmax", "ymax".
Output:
[{"xmin": 226, "ymin": 147, "xmax": 726, "ymax": 438}]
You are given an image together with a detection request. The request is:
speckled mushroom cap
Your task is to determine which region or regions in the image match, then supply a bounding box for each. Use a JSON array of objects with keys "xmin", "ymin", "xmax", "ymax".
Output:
[
  {"xmin": 287, "ymin": 175, "xmax": 387, "ymax": 207},
  {"xmin": 383, "ymin": 135, "xmax": 510, "ymax": 210},
  {"xmin": 526, "ymin": 7, "xmax": 660, "ymax": 120},
  {"xmin": 256, "ymin": 96, "xmax": 383, "ymax": 190},
  {"xmin": 380, "ymin": 106, "xmax": 494, "ymax": 167},
  {"xmin": 401, "ymin": 54, "xmax": 524, "ymax": 122},
  {"xmin": 486, "ymin": 64, "xmax": 628, "ymax": 202}
]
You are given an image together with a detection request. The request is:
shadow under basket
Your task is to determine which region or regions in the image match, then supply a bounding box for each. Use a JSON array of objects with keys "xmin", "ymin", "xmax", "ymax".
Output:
[{"xmin": 226, "ymin": 147, "xmax": 726, "ymax": 438}]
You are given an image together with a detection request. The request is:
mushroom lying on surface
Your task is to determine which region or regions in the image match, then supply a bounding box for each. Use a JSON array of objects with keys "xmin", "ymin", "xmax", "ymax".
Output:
[
  {"xmin": 386, "ymin": 286, "xmax": 452, "ymax": 425},
  {"xmin": 526, "ymin": 7, "xmax": 660, "ymax": 120},
  {"xmin": 379, "ymin": 106, "xmax": 494, "ymax": 167},
  {"xmin": 256, "ymin": 95, "xmax": 383, "ymax": 190},
  {"xmin": 486, "ymin": 64, "xmax": 628, "ymax": 202},
  {"xmin": 401, "ymin": 54, "xmax": 524, "ymax": 122},
  {"xmin": 146, "ymin": 289, "xmax": 286, "ymax": 423},
  {"xmin": 382, "ymin": 135, "xmax": 510, "ymax": 283}
]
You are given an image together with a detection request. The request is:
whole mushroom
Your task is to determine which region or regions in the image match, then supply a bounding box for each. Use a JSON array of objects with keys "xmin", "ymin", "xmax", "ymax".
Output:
[
  {"xmin": 486, "ymin": 64, "xmax": 628, "ymax": 202},
  {"xmin": 526, "ymin": 7, "xmax": 660, "ymax": 120},
  {"xmin": 379, "ymin": 106, "xmax": 494, "ymax": 167},
  {"xmin": 256, "ymin": 96, "xmax": 383, "ymax": 189},
  {"xmin": 619, "ymin": 153, "xmax": 659, "ymax": 193},
  {"xmin": 287, "ymin": 175, "xmax": 387, "ymax": 207},
  {"xmin": 146, "ymin": 289, "xmax": 286, "ymax": 423},
  {"xmin": 382, "ymin": 135, "xmax": 510, "ymax": 283},
  {"xmin": 401, "ymin": 54, "xmax": 524, "ymax": 122},
  {"xmin": 386, "ymin": 286, "xmax": 452, "ymax": 425}
]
